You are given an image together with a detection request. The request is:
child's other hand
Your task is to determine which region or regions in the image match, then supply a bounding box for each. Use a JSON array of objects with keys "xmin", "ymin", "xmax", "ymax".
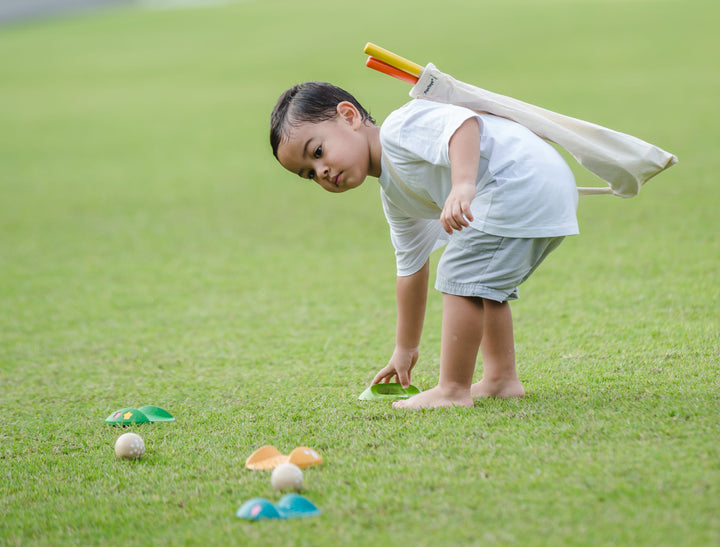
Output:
[
  {"xmin": 441, "ymin": 183, "xmax": 475, "ymax": 234},
  {"xmin": 371, "ymin": 347, "xmax": 419, "ymax": 389}
]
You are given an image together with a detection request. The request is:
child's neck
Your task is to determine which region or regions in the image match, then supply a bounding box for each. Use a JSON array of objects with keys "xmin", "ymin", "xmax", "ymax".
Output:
[{"xmin": 365, "ymin": 124, "xmax": 383, "ymax": 178}]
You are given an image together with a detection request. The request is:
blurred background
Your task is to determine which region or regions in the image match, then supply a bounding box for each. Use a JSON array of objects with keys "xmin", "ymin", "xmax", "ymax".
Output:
[{"xmin": 0, "ymin": 0, "xmax": 131, "ymax": 24}]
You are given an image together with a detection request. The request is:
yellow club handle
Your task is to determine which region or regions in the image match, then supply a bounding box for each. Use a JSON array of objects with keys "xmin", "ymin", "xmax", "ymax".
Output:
[{"xmin": 363, "ymin": 42, "xmax": 423, "ymax": 77}]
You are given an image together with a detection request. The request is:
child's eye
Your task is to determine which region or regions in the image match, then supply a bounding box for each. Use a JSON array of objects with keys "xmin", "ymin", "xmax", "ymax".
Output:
[
  {"xmin": 308, "ymin": 169, "xmax": 316, "ymax": 180},
  {"xmin": 313, "ymin": 146, "xmax": 322, "ymax": 158}
]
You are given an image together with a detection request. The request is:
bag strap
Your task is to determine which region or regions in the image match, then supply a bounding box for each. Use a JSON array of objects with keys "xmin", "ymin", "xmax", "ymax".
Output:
[{"xmin": 577, "ymin": 186, "xmax": 613, "ymax": 196}]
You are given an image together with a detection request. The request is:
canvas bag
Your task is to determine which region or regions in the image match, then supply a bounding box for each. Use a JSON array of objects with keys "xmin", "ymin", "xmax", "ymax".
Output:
[{"xmin": 409, "ymin": 63, "xmax": 677, "ymax": 198}]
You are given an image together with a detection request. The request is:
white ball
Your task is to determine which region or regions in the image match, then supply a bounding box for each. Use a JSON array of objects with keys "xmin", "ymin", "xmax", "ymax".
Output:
[
  {"xmin": 271, "ymin": 462, "xmax": 304, "ymax": 491},
  {"xmin": 114, "ymin": 432, "xmax": 145, "ymax": 460}
]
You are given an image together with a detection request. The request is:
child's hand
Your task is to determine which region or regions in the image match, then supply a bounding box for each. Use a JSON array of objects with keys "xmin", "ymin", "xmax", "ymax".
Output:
[
  {"xmin": 440, "ymin": 183, "xmax": 475, "ymax": 234},
  {"xmin": 371, "ymin": 347, "xmax": 419, "ymax": 389}
]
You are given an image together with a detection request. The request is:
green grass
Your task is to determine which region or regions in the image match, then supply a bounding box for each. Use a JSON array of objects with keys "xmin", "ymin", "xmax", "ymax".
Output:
[{"xmin": 1, "ymin": 0, "xmax": 718, "ymax": 545}]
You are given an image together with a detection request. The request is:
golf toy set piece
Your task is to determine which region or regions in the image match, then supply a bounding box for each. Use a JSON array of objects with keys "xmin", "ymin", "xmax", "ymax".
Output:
[
  {"xmin": 114, "ymin": 432, "xmax": 145, "ymax": 460},
  {"xmin": 104, "ymin": 403, "xmax": 324, "ymax": 520},
  {"xmin": 236, "ymin": 494, "xmax": 321, "ymax": 521},
  {"xmin": 271, "ymin": 463, "xmax": 304, "ymax": 491},
  {"xmin": 238, "ymin": 445, "xmax": 324, "ymax": 521},
  {"xmin": 358, "ymin": 382, "xmax": 421, "ymax": 401},
  {"xmin": 106, "ymin": 405, "xmax": 175, "ymax": 461},
  {"xmin": 245, "ymin": 445, "xmax": 323, "ymax": 470},
  {"xmin": 105, "ymin": 405, "xmax": 175, "ymax": 425}
]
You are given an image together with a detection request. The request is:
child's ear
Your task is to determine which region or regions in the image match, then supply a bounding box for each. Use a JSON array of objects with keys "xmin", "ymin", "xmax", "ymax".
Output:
[{"xmin": 337, "ymin": 101, "xmax": 362, "ymax": 128}]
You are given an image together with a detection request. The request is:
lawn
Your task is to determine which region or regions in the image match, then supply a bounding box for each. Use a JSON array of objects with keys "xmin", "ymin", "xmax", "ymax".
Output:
[{"xmin": 1, "ymin": 0, "xmax": 718, "ymax": 545}]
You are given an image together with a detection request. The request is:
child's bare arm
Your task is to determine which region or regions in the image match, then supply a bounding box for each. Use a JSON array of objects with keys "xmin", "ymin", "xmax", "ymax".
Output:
[
  {"xmin": 441, "ymin": 117, "xmax": 480, "ymax": 234},
  {"xmin": 372, "ymin": 260, "xmax": 429, "ymax": 388}
]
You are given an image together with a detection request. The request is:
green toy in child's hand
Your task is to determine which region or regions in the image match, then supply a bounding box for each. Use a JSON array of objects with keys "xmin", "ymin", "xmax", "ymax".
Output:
[{"xmin": 358, "ymin": 383, "xmax": 421, "ymax": 401}]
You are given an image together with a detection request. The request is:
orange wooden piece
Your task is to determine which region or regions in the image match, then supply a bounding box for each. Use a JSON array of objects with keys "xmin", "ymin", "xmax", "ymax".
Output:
[{"xmin": 366, "ymin": 57, "xmax": 419, "ymax": 84}]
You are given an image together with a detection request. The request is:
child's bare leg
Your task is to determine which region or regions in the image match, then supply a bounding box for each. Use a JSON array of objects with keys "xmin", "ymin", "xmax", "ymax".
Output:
[
  {"xmin": 471, "ymin": 299, "xmax": 525, "ymax": 398},
  {"xmin": 394, "ymin": 294, "xmax": 481, "ymax": 409}
]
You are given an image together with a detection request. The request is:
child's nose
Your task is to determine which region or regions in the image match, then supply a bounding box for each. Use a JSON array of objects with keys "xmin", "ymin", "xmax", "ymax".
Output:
[
  {"xmin": 319, "ymin": 164, "xmax": 329, "ymax": 179},
  {"xmin": 313, "ymin": 160, "xmax": 329, "ymax": 180}
]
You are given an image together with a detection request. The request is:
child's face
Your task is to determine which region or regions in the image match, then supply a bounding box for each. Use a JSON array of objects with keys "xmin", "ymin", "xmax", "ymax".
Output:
[{"xmin": 276, "ymin": 103, "xmax": 375, "ymax": 193}]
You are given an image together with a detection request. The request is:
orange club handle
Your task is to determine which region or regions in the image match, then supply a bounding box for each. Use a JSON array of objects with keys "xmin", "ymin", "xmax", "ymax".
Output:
[{"xmin": 365, "ymin": 57, "xmax": 419, "ymax": 84}]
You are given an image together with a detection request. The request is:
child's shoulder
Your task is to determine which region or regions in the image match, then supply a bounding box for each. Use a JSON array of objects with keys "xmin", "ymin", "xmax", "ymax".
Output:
[
  {"xmin": 390, "ymin": 98, "xmax": 469, "ymax": 117},
  {"xmin": 381, "ymin": 100, "xmax": 479, "ymax": 148},
  {"xmin": 383, "ymin": 99, "xmax": 475, "ymax": 131}
]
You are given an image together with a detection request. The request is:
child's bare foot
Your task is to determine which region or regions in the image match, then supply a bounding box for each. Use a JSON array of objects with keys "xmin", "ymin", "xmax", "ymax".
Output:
[
  {"xmin": 471, "ymin": 378, "xmax": 525, "ymax": 398},
  {"xmin": 392, "ymin": 385, "xmax": 473, "ymax": 409}
]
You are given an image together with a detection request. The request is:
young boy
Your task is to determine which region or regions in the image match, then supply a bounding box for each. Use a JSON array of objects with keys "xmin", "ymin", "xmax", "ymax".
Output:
[{"xmin": 270, "ymin": 82, "xmax": 579, "ymax": 409}]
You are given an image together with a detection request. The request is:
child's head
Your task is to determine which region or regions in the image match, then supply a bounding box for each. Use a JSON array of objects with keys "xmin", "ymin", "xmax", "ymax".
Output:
[
  {"xmin": 270, "ymin": 82, "xmax": 381, "ymax": 193},
  {"xmin": 270, "ymin": 82, "xmax": 374, "ymax": 159}
]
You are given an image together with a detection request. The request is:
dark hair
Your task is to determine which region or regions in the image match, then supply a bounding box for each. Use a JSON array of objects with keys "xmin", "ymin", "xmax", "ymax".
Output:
[{"xmin": 270, "ymin": 82, "xmax": 375, "ymax": 158}]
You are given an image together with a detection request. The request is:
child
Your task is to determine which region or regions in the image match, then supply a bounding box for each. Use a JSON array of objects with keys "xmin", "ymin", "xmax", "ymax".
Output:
[{"xmin": 270, "ymin": 82, "xmax": 579, "ymax": 409}]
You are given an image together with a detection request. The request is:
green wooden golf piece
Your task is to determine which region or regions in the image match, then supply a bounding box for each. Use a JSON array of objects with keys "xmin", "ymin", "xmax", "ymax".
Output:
[
  {"xmin": 358, "ymin": 383, "xmax": 421, "ymax": 401},
  {"xmin": 105, "ymin": 405, "xmax": 175, "ymax": 425}
]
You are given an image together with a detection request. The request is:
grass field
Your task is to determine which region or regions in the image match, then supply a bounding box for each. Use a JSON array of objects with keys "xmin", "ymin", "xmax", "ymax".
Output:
[{"xmin": 1, "ymin": 0, "xmax": 718, "ymax": 545}]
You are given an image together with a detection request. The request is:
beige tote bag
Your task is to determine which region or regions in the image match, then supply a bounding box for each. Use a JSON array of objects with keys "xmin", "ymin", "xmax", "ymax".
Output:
[{"xmin": 410, "ymin": 63, "xmax": 678, "ymax": 198}]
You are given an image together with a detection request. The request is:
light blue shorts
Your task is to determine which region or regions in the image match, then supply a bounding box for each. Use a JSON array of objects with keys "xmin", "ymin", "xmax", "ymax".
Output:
[{"xmin": 435, "ymin": 228, "xmax": 564, "ymax": 302}]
